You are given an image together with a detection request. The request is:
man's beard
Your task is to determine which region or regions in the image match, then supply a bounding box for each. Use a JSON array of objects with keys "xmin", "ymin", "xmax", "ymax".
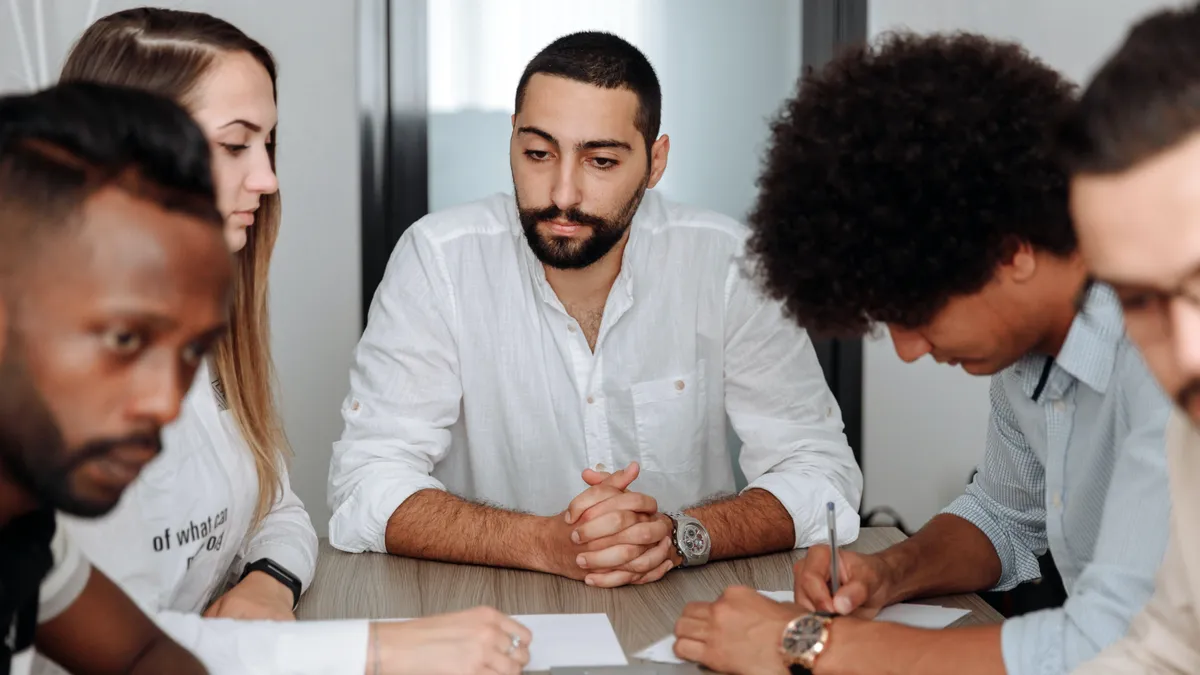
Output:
[
  {"xmin": 517, "ymin": 178, "xmax": 648, "ymax": 270},
  {"xmin": 0, "ymin": 335, "xmax": 161, "ymax": 517},
  {"xmin": 1178, "ymin": 378, "xmax": 1200, "ymax": 424}
]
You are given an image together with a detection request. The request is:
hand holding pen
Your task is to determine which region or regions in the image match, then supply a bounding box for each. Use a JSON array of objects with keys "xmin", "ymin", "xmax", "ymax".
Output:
[{"xmin": 791, "ymin": 502, "xmax": 893, "ymax": 618}]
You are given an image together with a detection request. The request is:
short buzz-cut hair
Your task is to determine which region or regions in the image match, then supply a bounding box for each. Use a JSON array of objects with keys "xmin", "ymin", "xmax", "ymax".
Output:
[
  {"xmin": 1058, "ymin": 3, "xmax": 1200, "ymax": 175},
  {"xmin": 0, "ymin": 81, "xmax": 221, "ymax": 287},
  {"xmin": 514, "ymin": 31, "xmax": 662, "ymax": 154}
]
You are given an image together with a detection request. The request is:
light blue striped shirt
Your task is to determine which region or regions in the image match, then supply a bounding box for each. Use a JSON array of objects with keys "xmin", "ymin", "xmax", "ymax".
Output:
[{"xmin": 942, "ymin": 284, "xmax": 1171, "ymax": 675}]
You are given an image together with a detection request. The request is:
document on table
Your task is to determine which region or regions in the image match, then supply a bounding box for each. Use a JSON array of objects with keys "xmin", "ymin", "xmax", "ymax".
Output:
[
  {"xmin": 516, "ymin": 614, "xmax": 628, "ymax": 670},
  {"xmin": 633, "ymin": 590, "xmax": 970, "ymax": 665},
  {"xmin": 384, "ymin": 613, "xmax": 627, "ymax": 671}
]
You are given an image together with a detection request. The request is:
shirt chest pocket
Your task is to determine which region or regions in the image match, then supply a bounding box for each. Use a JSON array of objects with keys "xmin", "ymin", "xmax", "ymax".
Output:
[{"xmin": 631, "ymin": 365, "xmax": 707, "ymax": 474}]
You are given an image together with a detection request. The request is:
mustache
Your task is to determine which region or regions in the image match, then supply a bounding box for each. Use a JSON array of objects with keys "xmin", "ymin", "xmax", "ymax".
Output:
[
  {"xmin": 1177, "ymin": 380, "xmax": 1200, "ymax": 412},
  {"xmin": 522, "ymin": 204, "xmax": 610, "ymax": 230},
  {"xmin": 64, "ymin": 432, "xmax": 163, "ymax": 471}
]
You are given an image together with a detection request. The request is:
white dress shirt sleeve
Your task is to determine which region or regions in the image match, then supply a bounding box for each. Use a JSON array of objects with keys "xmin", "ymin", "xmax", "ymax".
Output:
[
  {"xmin": 240, "ymin": 463, "xmax": 319, "ymax": 593},
  {"xmin": 327, "ymin": 227, "xmax": 461, "ymax": 553},
  {"xmin": 721, "ymin": 262, "xmax": 863, "ymax": 548},
  {"xmin": 133, "ymin": 612, "xmax": 369, "ymax": 675}
]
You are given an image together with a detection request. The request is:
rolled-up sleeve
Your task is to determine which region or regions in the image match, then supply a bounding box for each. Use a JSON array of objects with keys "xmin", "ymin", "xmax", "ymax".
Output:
[
  {"xmin": 327, "ymin": 227, "xmax": 462, "ymax": 553},
  {"xmin": 1003, "ymin": 357, "xmax": 1170, "ymax": 675},
  {"xmin": 943, "ymin": 375, "xmax": 1048, "ymax": 591},
  {"xmin": 722, "ymin": 262, "xmax": 862, "ymax": 549}
]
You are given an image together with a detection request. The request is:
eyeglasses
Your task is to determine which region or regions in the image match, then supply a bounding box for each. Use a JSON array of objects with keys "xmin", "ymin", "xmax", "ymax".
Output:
[{"xmin": 1117, "ymin": 273, "xmax": 1200, "ymax": 343}]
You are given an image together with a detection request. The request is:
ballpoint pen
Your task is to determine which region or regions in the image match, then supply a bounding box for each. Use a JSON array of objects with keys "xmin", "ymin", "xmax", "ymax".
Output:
[{"xmin": 827, "ymin": 501, "xmax": 839, "ymax": 595}]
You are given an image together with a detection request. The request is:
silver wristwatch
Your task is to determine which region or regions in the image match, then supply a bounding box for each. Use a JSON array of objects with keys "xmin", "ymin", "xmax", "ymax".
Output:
[{"xmin": 665, "ymin": 512, "xmax": 711, "ymax": 567}]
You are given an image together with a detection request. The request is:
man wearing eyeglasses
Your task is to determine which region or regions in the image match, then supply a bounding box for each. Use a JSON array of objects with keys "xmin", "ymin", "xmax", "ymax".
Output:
[{"xmin": 1065, "ymin": 4, "xmax": 1200, "ymax": 672}]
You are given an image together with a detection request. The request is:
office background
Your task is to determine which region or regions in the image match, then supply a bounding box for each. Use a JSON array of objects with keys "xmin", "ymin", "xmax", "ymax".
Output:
[{"xmin": 0, "ymin": 0, "xmax": 1185, "ymax": 537}]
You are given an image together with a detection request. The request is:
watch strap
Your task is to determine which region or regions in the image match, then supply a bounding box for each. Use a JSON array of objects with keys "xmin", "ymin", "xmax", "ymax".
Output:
[
  {"xmin": 666, "ymin": 512, "xmax": 711, "ymax": 567},
  {"xmin": 241, "ymin": 557, "xmax": 301, "ymax": 610},
  {"xmin": 666, "ymin": 512, "xmax": 688, "ymax": 565}
]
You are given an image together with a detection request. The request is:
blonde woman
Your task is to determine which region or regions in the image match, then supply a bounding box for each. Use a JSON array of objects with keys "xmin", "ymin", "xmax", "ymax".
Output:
[{"xmin": 37, "ymin": 8, "xmax": 530, "ymax": 675}]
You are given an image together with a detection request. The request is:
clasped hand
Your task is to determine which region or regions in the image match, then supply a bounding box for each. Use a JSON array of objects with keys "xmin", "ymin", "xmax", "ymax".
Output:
[{"xmin": 550, "ymin": 462, "xmax": 679, "ymax": 588}]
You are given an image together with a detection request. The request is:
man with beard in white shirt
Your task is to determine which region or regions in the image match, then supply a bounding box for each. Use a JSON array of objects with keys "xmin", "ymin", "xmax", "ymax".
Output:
[{"xmin": 328, "ymin": 30, "xmax": 863, "ymax": 588}]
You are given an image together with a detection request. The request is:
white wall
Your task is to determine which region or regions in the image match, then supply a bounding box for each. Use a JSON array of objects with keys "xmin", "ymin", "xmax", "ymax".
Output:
[
  {"xmin": 862, "ymin": 0, "xmax": 1188, "ymax": 530},
  {"xmin": 426, "ymin": 0, "xmax": 801, "ymax": 217},
  {"xmin": 0, "ymin": 0, "xmax": 360, "ymax": 536}
]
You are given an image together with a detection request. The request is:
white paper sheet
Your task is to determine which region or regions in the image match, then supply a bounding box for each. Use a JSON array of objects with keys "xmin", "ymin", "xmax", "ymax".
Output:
[
  {"xmin": 380, "ymin": 613, "xmax": 627, "ymax": 671},
  {"xmin": 515, "ymin": 613, "xmax": 629, "ymax": 671},
  {"xmin": 634, "ymin": 590, "xmax": 970, "ymax": 665}
]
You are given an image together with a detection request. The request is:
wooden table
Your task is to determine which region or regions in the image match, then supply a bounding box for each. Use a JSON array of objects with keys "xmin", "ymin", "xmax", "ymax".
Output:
[{"xmin": 298, "ymin": 527, "xmax": 1002, "ymax": 667}]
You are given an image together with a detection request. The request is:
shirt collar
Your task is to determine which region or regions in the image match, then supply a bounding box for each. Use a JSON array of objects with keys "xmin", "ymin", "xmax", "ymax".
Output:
[{"xmin": 1019, "ymin": 282, "xmax": 1124, "ymax": 398}]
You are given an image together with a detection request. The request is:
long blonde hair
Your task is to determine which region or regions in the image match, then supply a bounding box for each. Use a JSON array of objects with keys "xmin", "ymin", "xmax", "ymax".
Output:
[{"xmin": 61, "ymin": 8, "xmax": 288, "ymax": 530}]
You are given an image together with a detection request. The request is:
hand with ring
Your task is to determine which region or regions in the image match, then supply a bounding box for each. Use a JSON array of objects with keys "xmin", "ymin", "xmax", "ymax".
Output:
[{"xmin": 367, "ymin": 606, "xmax": 532, "ymax": 674}]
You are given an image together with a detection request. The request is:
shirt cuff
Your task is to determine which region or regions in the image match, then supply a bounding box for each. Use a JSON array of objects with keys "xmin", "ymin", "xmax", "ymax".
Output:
[
  {"xmin": 941, "ymin": 493, "xmax": 1034, "ymax": 591},
  {"xmin": 744, "ymin": 472, "xmax": 860, "ymax": 549},
  {"xmin": 1002, "ymin": 609, "xmax": 1065, "ymax": 675},
  {"xmin": 275, "ymin": 619, "xmax": 370, "ymax": 675},
  {"xmin": 329, "ymin": 476, "xmax": 446, "ymax": 553}
]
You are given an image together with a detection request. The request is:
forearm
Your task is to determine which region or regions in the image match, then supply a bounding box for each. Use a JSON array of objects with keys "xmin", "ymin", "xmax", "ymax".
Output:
[
  {"xmin": 127, "ymin": 637, "xmax": 206, "ymax": 675},
  {"xmin": 820, "ymin": 620, "xmax": 1004, "ymax": 675},
  {"xmin": 385, "ymin": 488, "xmax": 553, "ymax": 571},
  {"xmin": 687, "ymin": 488, "xmax": 794, "ymax": 560},
  {"xmin": 878, "ymin": 514, "xmax": 1002, "ymax": 603},
  {"xmin": 839, "ymin": 622, "xmax": 1004, "ymax": 675}
]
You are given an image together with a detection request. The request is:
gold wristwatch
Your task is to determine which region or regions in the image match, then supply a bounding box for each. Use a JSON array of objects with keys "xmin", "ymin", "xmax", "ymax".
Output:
[{"xmin": 781, "ymin": 611, "xmax": 835, "ymax": 673}]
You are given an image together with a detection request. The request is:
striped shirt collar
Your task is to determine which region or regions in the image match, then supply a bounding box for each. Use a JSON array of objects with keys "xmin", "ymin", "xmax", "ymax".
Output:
[{"xmin": 1019, "ymin": 282, "xmax": 1124, "ymax": 399}]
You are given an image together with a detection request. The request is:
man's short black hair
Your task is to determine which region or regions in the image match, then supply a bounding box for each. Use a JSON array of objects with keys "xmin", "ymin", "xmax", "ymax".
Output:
[
  {"xmin": 747, "ymin": 32, "xmax": 1078, "ymax": 336},
  {"xmin": 515, "ymin": 31, "xmax": 662, "ymax": 154},
  {"xmin": 0, "ymin": 81, "xmax": 220, "ymax": 284},
  {"xmin": 1059, "ymin": 3, "xmax": 1200, "ymax": 175}
]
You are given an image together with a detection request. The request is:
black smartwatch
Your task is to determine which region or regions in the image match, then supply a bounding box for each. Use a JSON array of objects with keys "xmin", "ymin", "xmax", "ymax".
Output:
[{"xmin": 241, "ymin": 558, "xmax": 301, "ymax": 610}]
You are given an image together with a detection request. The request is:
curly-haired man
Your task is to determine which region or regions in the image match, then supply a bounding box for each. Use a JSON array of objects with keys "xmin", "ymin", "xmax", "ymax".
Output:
[{"xmin": 671, "ymin": 32, "xmax": 1172, "ymax": 675}]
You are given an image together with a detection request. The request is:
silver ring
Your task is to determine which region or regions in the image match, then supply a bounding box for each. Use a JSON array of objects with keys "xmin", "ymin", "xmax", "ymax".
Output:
[{"xmin": 507, "ymin": 633, "xmax": 521, "ymax": 655}]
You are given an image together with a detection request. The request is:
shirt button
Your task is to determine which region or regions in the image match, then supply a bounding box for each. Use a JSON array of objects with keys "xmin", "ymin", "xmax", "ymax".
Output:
[
  {"xmin": 675, "ymin": 380, "xmax": 685, "ymax": 391},
  {"xmin": 595, "ymin": 463, "xmax": 607, "ymax": 472},
  {"xmin": 351, "ymin": 401, "xmax": 360, "ymax": 411},
  {"xmin": 587, "ymin": 396, "xmax": 595, "ymax": 404},
  {"xmin": 568, "ymin": 324, "xmax": 577, "ymax": 333},
  {"xmin": 1053, "ymin": 401, "xmax": 1066, "ymax": 413},
  {"xmin": 1052, "ymin": 493, "xmax": 1063, "ymax": 509}
]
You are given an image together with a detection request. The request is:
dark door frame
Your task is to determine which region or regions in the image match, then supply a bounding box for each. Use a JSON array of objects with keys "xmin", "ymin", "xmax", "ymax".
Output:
[
  {"xmin": 357, "ymin": 0, "xmax": 866, "ymax": 467},
  {"xmin": 358, "ymin": 0, "xmax": 429, "ymax": 324},
  {"xmin": 801, "ymin": 0, "xmax": 867, "ymax": 464}
]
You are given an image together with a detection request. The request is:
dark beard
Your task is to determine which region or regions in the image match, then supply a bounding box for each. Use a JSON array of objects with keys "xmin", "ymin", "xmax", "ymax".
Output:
[
  {"xmin": 0, "ymin": 333, "xmax": 161, "ymax": 517},
  {"xmin": 517, "ymin": 179, "xmax": 648, "ymax": 270},
  {"xmin": 1178, "ymin": 378, "xmax": 1200, "ymax": 417}
]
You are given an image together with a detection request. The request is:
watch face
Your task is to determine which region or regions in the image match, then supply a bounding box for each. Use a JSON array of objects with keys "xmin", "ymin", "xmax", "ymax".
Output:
[
  {"xmin": 680, "ymin": 522, "xmax": 710, "ymax": 557},
  {"xmin": 782, "ymin": 615, "xmax": 827, "ymax": 655}
]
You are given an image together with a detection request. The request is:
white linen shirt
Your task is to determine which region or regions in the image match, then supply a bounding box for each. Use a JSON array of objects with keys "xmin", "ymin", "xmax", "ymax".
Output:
[{"xmin": 328, "ymin": 190, "xmax": 863, "ymax": 553}]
